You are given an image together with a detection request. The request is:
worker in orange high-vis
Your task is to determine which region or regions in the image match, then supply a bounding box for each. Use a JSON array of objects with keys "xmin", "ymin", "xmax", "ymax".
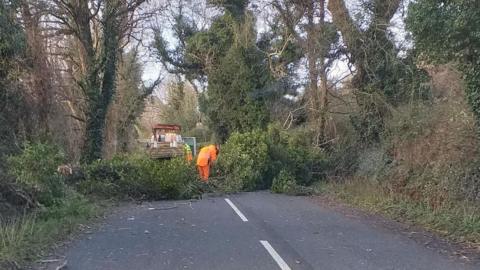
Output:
[
  {"xmin": 196, "ymin": 146, "xmax": 211, "ymax": 182},
  {"xmin": 196, "ymin": 144, "xmax": 220, "ymax": 182}
]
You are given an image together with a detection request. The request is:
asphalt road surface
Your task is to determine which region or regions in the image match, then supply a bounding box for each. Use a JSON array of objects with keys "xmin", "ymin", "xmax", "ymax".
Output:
[{"xmin": 57, "ymin": 192, "xmax": 478, "ymax": 270}]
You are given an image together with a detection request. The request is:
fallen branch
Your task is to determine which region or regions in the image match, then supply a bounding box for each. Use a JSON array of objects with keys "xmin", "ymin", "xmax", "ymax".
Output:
[
  {"xmin": 38, "ymin": 259, "xmax": 61, "ymax": 263},
  {"xmin": 55, "ymin": 260, "xmax": 68, "ymax": 270}
]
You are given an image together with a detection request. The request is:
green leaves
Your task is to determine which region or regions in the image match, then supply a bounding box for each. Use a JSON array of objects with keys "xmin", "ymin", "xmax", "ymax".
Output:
[
  {"xmin": 217, "ymin": 130, "xmax": 269, "ymax": 191},
  {"xmin": 186, "ymin": 9, "xmax": 270, "ymax": 142},
  {"xmin": 80, "ymin": 155, "xmax": 200, "ymax": 200},
  {"xmin": 161, "ymin": 80, "xmax": 200, "ymax": 133},
  {"xmin": 0, "ymin": 1, "xmax": 26, "ymax": 165},
  {"xmin": 271, "ymin": 169, "xmax": 296, "ymax": 194},
  {"xmin": 7, "ymin": 143, "xmax": 66, "ymax": 206},
  {"xmin": 204, "ymin": 45, "xmax": 270, "ymax": 141},
  {"xmin": 208, "ymin": 0, "xmax": 249, "ymax": 19},
  {"xmin": 407, "ymin": 0, "xmax": 480, "ymax": 128},
  {"xmin": 217, "ymin": 126, "xmax": 327, "ymax": 192}
]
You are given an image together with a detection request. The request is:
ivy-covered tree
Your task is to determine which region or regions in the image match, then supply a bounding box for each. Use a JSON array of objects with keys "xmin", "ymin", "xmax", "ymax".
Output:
[
  {"xmin": 329, "ymin": 0, "xmax": 427, "ymax": 141},
  {"xmin": 407, "ymin": 0, "xmax": 480, "ymax": 128},
  {"xmin": 48, "ymin": 0, "xmax": 149, "ymax": 162}
]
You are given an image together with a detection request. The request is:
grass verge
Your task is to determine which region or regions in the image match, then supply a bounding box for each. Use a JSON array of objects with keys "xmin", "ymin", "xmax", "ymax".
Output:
[
  {"xmin": 314, "ymin": 179, "xmax": 480, "ymax": 245},
  {"xmin": 0, "ymin": 190, "xmax": 102, "ymax": 269}
]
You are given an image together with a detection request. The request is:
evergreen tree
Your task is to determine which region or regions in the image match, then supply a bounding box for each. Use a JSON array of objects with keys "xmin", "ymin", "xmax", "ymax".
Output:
[{"xmin": 187, "ymin": 1, "xmax": 271, "ymax": 141}]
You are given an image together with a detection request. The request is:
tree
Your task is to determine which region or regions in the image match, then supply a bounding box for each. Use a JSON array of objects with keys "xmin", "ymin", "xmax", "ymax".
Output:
[
  {"xmin": 407, "ymin": 0, "xmax": 480, "ymax": 128},
  {"xmin": 155, "ymin": 0, "xmax": 271, "ymax": 142},
  {"xmin": 20, "ymin": 0, "xmax": 55, "ymax": 136},
  {"xmin": 104, "ymin": 50, "xmax": 147, "ymax": 156},
  {"xmin": 270, "ymin": 0, "xmax": 339, "ymax": 143},
  {"xmin": 152, "ymin": 1, "xmax": 204, "ymax": 92},
  {"xmin": 187, "ymin": 3, "xmax": 271, "ymax": 141},
  {"xmin": 47, "ymin": 0, "xmax": 149, "ymax": 162},
  {"xmin": 160, "ymin": 80, "xmax": 200, "ymax": 133},
  {"xmin": 0, "ymin": 0, "xmax": 27, "ymax": 168},
  {"xmin": 328, "ymin": 0, "xmax": 426, "ymax": 141}
]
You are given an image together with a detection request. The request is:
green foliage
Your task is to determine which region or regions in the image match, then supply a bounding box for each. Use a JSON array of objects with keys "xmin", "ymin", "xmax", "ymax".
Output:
[
  {"xmin": 151, "ymin": 6, "xmax": 200, "ymax": 81},
  {"xmin": 203, "ymin": 45, "xmax": 270, "ymax": 141},
  {"xmin": 187, "ymin": 8, "xmax": 270, "ymax": 142},
  {"xmin": 319, "ymin": 95, "xmax": 480, "ymax": 243},
  {"xmin": 407, "ymin": 0, "xmax": 480, "ymax": 64},
  {"xmin": 271, "ymin": 169, "xmax": 313, "ymax": 196},
  {"xmin": 217, "ymin": 125, "xmax": 327, "ymax": 193},
  {"xmin": 407, "ymin": 0, "xmax": 480, "ymax": 127},
  {"xmin": 160, "ymin": 80, "xmax": 200, "ymax": 133},
  {"xmin": 0, "ymin": 0, "xmax": 26, "ymax": 171},
  {"xmin": 186, "ymin": 13, "xmax": 236, "ymax": 67},
  {"xmin": 7, "ymin": 143, "xmax": 66, "ymax": 206},
  {"xmin": 0, "ymin": 191, "xmax": 99, "ymax": 267},
  {"xmin": 112, "ymin": 50, "xmax": 146, "ymax": 153},
  {"xmin": 329, "ymin": 0, "xmax": 429, "ymax": 142},
  {"xmin": 0, "ymin": 0, "xmax": 25, "ymax": 73},
  {"xmin": 208, "ymin": 0, "xmax": 249, "ymax": 18},
  {"xmin": 323, "ymin": 178, "xmax": 480, "ymax": 244},
  {"xmin": 350, "ymin": 51, "xmax": 429, "ymax": 142},
  {"xmin": 271, "ymin": 169, "xmax": 296, "ymax": 194},
  {"xmin": 464, "ymin": 66, "xmax": 480, "ymax": 127},
  {"xmin": 155, "ymin": 2, "xmax": 273, "ymax": 142},
  {"xmin": 349, "ymin": 101, "xmax": 386, "ymax": 143},
  {"xmin": 461, "ymin": 164, "xmax": 480, "ymax": 202},
  {"xmin": 81, "ymin": 0, "xmax": 128, "ymax": 163},
  {"xmin": 216, "ymin": 130, "xmax": 269, "ymax": 192},
  {"xmin": 266, "ymin": 124, "xmax": 327, "ymax": 186},
  {"xmin": 78, "ymin": 155, "xmax": 200, "ymax": 200}
]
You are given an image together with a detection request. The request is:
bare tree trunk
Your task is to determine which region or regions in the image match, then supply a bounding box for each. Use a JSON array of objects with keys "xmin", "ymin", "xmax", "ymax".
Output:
[
  {"xmin": 319, "ymin": 71, "xmax": 328, "ymax": 142},
  {"xmin": 317, "ymin": 0, "xmax": 328, "ymax": 143},
  {"xmin": 272, "ymin": 0, "xmax": 336, "ymax": 142},
  {"xmin": 305, "ymin": 1, "xmax": 320, "ymax": 123}
]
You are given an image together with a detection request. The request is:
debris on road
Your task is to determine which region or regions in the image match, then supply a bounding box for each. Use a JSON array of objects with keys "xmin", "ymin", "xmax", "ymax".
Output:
[{"xmin": 38, "ymin": 259, "xmax": 61, "ymax": 264}]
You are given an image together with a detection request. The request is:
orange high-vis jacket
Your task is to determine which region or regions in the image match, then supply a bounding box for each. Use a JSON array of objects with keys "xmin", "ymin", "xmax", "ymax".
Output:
[
  {"xmin": 196, "ymin": 146, "xmax": 211, "ymax": 167},
  {"xmin": 207, "ymin": 144, "xmax": 218, "ymax": 162}
]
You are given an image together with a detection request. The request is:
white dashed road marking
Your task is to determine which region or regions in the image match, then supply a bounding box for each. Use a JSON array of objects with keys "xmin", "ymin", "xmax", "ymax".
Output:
[
  {"xmin": 224, "ymin": 198, "xmax": 248, "ymax": 222},
  {"xmin": 260, "ymin": 240, "xmax": 292, "ymax": 270}
]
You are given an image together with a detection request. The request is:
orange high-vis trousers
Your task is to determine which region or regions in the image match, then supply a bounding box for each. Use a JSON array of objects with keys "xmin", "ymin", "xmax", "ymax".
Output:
[{"xmin": 198, "ymin": 165, "xmax": 210, "ymax": 182}]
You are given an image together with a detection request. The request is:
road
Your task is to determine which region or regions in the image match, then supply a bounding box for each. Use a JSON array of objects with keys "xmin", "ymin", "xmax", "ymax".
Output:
[{"xmin": 54, "ymin": 192, "xmax": 478, "ymax": 270}]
